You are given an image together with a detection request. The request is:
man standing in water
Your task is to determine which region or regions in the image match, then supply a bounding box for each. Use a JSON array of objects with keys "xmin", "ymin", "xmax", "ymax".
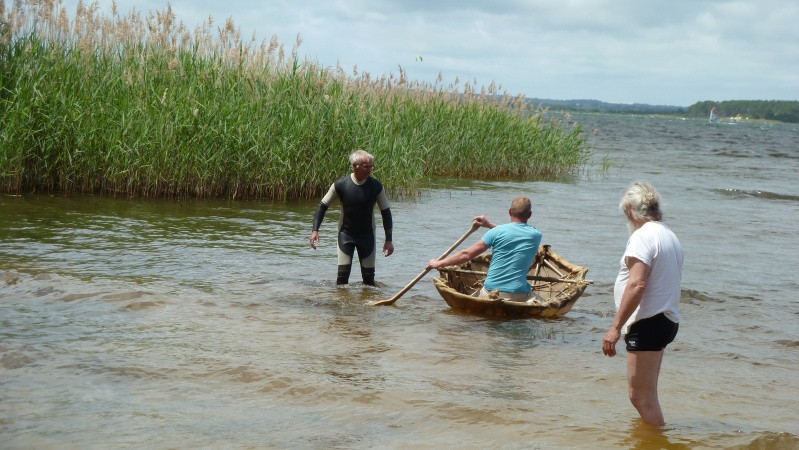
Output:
[
  {"xmin": 309, "ymin": 149, "xmax": 394, "ymax": 285},
  {"xmin": 425, "ymin": 196, "xmax": 542, "ymax": 302},
  {"xmin": 602, "ymin": 181, "xmax": 684, "ymax": 426}
]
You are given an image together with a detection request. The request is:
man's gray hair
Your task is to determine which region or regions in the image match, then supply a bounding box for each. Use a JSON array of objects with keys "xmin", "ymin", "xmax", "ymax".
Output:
[
  {"xmin": 349, "ymin": 149, "xmax": 374, "ymax": 165},
  {"xmin": 619, "ymin": 181, "xmax": 663, "ymax": 222}
]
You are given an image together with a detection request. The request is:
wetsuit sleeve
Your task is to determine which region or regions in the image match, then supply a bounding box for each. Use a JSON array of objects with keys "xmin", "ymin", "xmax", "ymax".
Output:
[
  {"xmin": 312, "ymin": 184, "xmax": 338, "ymax": 231},
  {"xmin": 376, "ymin": 189, "xmax": 392, "ymax": 241},
  {"xmin": 380, "ymin": 208, "xmax": 393, "ymax": 242},
  {"xmin": 312, "ymin": 202, "xmax": 329, "ymax": 232}
]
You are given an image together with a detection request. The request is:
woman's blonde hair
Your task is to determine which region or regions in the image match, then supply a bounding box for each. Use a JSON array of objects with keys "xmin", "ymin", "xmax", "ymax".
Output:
[{"xmin": 620, "ymin": 181, "xmax": 663, "ymax": 221}]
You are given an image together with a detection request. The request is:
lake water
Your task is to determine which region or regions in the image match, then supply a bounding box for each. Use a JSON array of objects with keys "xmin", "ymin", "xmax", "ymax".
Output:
[{"xmin": 1, "ymin": 114, "xmax": 798, "ymax": 449}]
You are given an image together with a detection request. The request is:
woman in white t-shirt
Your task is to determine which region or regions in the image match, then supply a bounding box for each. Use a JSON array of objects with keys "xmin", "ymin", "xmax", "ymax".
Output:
[{"xmin": 602, "ymin": 181, "xmax": 684, "ymax": 426}]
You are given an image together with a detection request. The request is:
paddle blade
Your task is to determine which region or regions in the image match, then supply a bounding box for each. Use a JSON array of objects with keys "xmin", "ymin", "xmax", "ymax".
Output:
[
  {"xmin": 370, "ymin": 268, "xmax": 430, "ymax": 306},
  {"xmin": 370, "ymin": 297, "xmax": 396, "ymax": 306}
]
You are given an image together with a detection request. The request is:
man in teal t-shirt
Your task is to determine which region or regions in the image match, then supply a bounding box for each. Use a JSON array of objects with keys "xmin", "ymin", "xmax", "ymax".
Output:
[{"xmin": 426, "ymin": 196, "xmax": 542, "ymax": 302}]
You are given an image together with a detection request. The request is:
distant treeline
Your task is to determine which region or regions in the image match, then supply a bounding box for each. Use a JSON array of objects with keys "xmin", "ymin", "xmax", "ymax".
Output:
[
  {"xmin": 525, "ymin": 98, "xmax": 686, "ymax": 115},
  {"xmin": 526, "ymin": 98, "xmax": 799, "ymax": 123},
  {"xmin": 687, "ymin": 100, "xmax": 799, "ymax": 123}
]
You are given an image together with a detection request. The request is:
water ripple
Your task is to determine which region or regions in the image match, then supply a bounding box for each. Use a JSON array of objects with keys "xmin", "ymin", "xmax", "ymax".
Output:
[{"xmin": 714, "ymin": 188, "xmax": 799, "ymax": 202}]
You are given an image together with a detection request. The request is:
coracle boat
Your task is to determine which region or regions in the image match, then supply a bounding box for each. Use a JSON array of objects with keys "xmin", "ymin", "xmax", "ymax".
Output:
[{"xmin": 432, "ymin": 245, "xmax": 592, "ymax": 318}]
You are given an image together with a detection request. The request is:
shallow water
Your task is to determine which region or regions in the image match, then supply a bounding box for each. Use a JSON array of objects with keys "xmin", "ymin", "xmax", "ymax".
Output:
[{"xmin": 2, "ymin": 114, "xmax": 798, "ymax": 449}]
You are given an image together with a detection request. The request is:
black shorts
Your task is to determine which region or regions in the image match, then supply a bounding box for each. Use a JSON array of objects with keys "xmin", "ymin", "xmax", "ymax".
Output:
[{"xmin": 625, "ymin": 312, "xmax": 679, "ymax": 352}]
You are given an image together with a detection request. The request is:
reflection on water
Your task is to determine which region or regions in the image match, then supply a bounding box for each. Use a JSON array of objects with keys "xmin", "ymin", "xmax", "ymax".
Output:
[
  {"xmin": 2, "ymin": 114, "xmax": 799, "ymax": 448},
  {"xmin": 621, "ymin": 419, "xmax": 693, "ymax": 450}
]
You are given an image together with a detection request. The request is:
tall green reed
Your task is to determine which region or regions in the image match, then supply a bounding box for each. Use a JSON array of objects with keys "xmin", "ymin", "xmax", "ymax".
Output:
[{"xmin": 0, "ymin": 0, "xmax": 589, "ymax": 200}]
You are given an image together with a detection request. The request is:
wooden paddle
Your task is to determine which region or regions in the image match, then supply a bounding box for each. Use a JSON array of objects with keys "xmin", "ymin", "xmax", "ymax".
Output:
[{"xmin": 370, "ymin": 221, "xmax": 481, "ymax": 306}]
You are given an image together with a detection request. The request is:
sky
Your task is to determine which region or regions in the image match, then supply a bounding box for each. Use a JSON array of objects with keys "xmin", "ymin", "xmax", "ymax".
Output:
[{"xmin": 53, "ymin": 0, "xmax": 799, "ymax": 107}]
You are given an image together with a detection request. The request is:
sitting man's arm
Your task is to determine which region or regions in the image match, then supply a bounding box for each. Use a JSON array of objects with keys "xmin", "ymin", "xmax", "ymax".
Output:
[{"xmin": 426, "ymin": 241, "xmax": 488, "ymax": 270}]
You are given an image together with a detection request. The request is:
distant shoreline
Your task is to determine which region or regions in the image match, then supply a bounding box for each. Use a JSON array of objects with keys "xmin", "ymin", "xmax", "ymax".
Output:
[
  {"xmin": 563, "ymin": 111, "xmax": 788, "ymax": 125},
  {"xmin": 529, "ymin": 98, "xmax": 799, "ymax": 124}
]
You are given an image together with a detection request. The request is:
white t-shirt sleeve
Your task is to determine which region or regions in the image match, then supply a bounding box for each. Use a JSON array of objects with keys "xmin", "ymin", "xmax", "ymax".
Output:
[{"xmin": 624, "ymin": 230, "xmax": 655, "ymax": 267}]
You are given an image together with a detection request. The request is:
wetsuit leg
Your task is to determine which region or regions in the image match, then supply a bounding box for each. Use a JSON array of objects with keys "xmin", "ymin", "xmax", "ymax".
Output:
[
  {"xmin": 337, "ymin": 264, "xmax": 352, "ymax": 285},
  {"xmin": 336, "ymin": 231, "xmax": 357, "ymax": 285},
  {"xmin": 355, "ymin": 234, "xmax": 377, "ymax": 286},
  {"xmin": 360, "ymin": 267, "xmax": 376, "ymax": 286}
]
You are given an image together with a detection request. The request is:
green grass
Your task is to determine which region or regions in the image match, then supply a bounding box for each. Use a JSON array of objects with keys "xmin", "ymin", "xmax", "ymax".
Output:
[{"xmin": 0, "ymin": 1, "xmax": 590, "ymax": 200}]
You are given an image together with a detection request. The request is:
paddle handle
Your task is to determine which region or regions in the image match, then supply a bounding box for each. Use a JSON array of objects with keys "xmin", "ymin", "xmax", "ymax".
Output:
[
  {"xmin": 434, "ymin": 221, "xmax": 481, "ymax": 260},
  {"xmin": 371, "ymin": 222, "xmax": 481, "ymax": 306}
]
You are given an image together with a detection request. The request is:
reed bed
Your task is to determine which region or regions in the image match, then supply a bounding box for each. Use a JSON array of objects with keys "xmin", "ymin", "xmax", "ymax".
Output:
[{"xmin": 0, "ymin": 0, "xmax": 589, "ymax": 200}]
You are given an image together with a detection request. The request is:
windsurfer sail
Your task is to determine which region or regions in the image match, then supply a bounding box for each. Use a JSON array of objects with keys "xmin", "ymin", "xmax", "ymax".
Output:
[{"xmin": 709, "ymin": 107, "xmax": 718, "ymax": 123}]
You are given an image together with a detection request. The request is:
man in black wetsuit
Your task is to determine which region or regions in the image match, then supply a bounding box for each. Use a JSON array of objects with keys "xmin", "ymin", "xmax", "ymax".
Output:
[{"xmin": 309, "ymin": 149, "xmax": 394, "ymax": 285}]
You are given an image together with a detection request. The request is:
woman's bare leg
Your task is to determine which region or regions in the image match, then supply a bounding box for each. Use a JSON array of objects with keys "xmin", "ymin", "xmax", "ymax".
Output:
[{"xmin": 627, "ymin": 350, "xmax": 666, "ymax": 426}]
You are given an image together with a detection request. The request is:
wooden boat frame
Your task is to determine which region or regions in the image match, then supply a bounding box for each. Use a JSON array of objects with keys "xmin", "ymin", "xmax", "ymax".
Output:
[{"xmin": 432, "ymin": 245, "xmax": 592, "ymax": 318}]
